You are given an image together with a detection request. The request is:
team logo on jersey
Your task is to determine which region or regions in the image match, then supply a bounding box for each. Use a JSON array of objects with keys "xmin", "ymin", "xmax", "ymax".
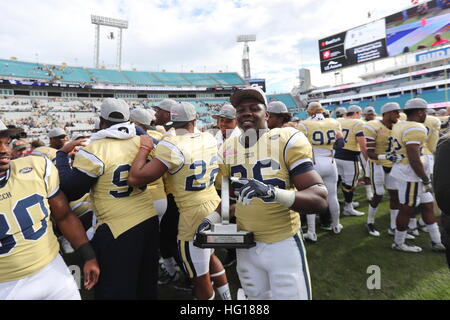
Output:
[
  {"xmin": 269, "ymin": 134, "xmax": 280, "ymax": 140},
  {"xmin": 19, "ymin": 167, "xmax": 33, "ymax": 174}
]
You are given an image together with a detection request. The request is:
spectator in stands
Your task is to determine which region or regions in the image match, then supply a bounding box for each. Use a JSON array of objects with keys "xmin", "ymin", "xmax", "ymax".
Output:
[
  {"xmin": 432, "ymin": 34, "xmax": 449, "ymax": 47},
  {"xmin": 267, "ymin": 101, "xmax": 292, "ymax": 130},
  {"xmin": 363, "ymin": 107, "xmax": 377, "ymax": 121}
]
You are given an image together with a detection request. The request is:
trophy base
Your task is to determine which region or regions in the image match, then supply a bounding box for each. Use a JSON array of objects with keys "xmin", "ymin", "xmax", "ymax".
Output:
[{"xmin": 194, "ymin": 224, "xmax": 256, "ymax": 249}]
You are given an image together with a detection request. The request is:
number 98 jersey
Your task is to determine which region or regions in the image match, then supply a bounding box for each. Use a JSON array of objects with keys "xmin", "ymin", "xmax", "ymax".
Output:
[
  {"xmin": 219, "ymin": 128, "xmax": 313, "ymax": 244},
  {"xmin": 0, "ymin": 156, "xmax": 60, "ymax": 282},
  {"xmin": 73, "ymin": 137, "xmax": 157, "ymax": 239},
  {"xmin": 297, "ymin": 118, "xmax": 341, "ymax": 151},
  {"xmin": 155, "ymin": 132, "xmax": 220, "ymax": 241}
]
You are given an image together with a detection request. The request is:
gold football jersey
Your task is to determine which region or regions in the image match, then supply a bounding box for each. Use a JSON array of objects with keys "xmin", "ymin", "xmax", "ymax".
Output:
[
  {"xmin": 423, "ymin": 115, "xmax": 441, "ymax": 155},
  {"xmin": 31, "ymin": 146, "xmax": 58, "ymax": 162},
  {"xmin": 339, "ymin": 118, "xmax": 365, "ymax": 152},
  {"xmin": 219, "ymin": 128, "xmax": 313, "ymax": 244},
  {"xmin": 298, "ymin": 118, "xmax": 341, "ymax": 151},
  {"xmin": 73, "ymin": 136, "xmax": 157, "ymax": 239},
  {"xmin": 363, "ymin": 120, "xmax": 393, "ymax": 167},
  {"xmin": 391, "ymin": 121, "xmax": 427, "ymax": 165},
  {"xmin": 69, "ymin": 193, "xmax": 93, "ymax": 217},
  {"xmin": 0, "ymin": 156, "xmax": 60, "ymax": 282},
  {"xmin": 155, "ymin": 132, "xmax": 220, "ymax": 241}
]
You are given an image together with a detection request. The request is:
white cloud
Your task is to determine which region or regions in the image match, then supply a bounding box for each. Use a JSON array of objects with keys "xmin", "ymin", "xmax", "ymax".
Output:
[{"xmin": 0, "ymin": 0, "xmax": 412, "ymax": 93}]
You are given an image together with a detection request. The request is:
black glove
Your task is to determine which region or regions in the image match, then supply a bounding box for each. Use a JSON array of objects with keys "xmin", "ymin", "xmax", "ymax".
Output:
[
  {"xmin": 196, "ymin": 219, "xmax": 212, "ymax": 235},
  {"xmin": 231, "ymin": 177, "xmax": 275, "ymax": 205}
]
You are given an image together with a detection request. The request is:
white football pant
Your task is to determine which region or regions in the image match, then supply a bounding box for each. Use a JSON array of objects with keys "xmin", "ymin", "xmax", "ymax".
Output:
[
  {"xmin": 0, "ymin": 254, "xmax": 81, "ymax": 300},
  {"xmin": 236, "ymin": 233, "xmax": 311, "ymax": 300},
  {"xmin": 368, "ymin": 162, "xmax": 398, "ymax": 196}
]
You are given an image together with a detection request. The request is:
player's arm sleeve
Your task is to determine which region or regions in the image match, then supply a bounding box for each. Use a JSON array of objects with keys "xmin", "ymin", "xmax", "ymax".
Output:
[
  {"xmin": 297, "ymin": 122, "xmax": 308, "ymax": 136},
  {"xmin": 57, "ymin": 149, "xmax": 99, "ymax": 201},
  {"xmin": 154, "ymin": 140, "xmax": 185, "ymax": 174},
  {"xmin": 402, "ymin": 126, "xmax": 427, "ymax": 146},
  {"xmin": 284, "ymin": 131, "xmax": 314, "ymax": 178},
  {"xmin": 363, "ymin": 124, "xmax": 377, "ymax": 148}
]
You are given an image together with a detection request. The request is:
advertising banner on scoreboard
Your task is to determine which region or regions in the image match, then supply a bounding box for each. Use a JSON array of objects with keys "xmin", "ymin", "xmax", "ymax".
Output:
[{"xmin": 319, "ymin": 0, "xmax": 450, "ymax": 73}]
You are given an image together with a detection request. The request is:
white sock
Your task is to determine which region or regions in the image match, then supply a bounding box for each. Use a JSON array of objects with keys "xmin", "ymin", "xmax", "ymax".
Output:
[
  {"xmin": 307, "ymin": 214, "xmax": 316, "ymax": 234},
  {"xmin": 408, "ymin": 218, "xmax": 417, "ymax": 230},
  {"xmin": 418, "ymin": 217, "xmax": 426, "ymax": 227},
  {"xmin": 367, "ymin": 205, "xmax": 378, "ymax": 224},
  {"xmin": 390, "ymin": 210, "xmax": 399, "ymax": 229},
  {"xmin": 395, "ymin": 230, "xmax": 407, "ymax": 245},
  {"xmin": 216, "ymin": 284, "xmax": 232, "ymax": 300},
  {"xmin": 163, "ymin": 257, "xmax": 177, "ymax": 275},
  {"xmin": 427, "ymin": 223, "xmax": 442, "ymax": 244},
  {"xmin": 331, "ymin": 210, "xmax": 340, "ymax": 228}
]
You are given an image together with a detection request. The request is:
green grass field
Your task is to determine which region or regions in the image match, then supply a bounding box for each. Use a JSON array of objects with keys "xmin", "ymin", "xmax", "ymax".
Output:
[
  {"xmin": 411, "ymin": 31, "xmax": 450, "ymax": 51},
  {"xmin": 65, "ymin": 188, "xmax": 450, "ymax": 300}
]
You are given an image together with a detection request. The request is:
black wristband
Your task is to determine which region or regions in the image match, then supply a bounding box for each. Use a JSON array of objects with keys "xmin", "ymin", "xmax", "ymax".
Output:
[{"xmin": 77, "ymin": 242, "xmax": 96, "ymax": 262}]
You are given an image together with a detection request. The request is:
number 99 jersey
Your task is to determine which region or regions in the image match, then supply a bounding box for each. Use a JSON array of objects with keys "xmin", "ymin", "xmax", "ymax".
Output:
[
  {"xmin": 0, "ymin": 156, "xmax": 60, "ymax": 282},
  {"xmin": 73, "ymin": 136, "xmax": 157, "ymax": 239},
  {"xmin": 219, "ymin": 128, "xmax": 313, "ymax": 244},
  {"xmin": 154, "ymin": 132, "xmax": 220, "ymax": 241}
]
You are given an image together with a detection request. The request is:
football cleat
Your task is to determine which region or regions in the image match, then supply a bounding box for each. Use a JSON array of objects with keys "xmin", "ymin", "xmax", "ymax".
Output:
[
  {"xmin": 418, "ymin": 220, "xmax": 428, "ymax": 233},
  {"xmin": 352, "ymin": 201, "xmax": 360, "ymax": 208},
  {"xmin": 158, "ymin": 269, "xmax": 180, "ymax": 285},
  {"xmin": 431, "ymin": 242, "xmax": 446, "ymax": 252},
  {"xmin": 367, "ymin": 224, "xmax": 380, "ymax": 237},
  {"xmin": 343, "ymin": 206, "xmax": 365, "ymax": 217},
  {"xmin": 320, "ymin": 225, "xmax": 333, "ymax": 231},
  {"xmin": 391, "ymin": 242, "xmax": 422, "ymax": 253},
  {"xmin": 303, "ymin": 232, "xmax": 318, "ymax": 243},
  {"xmin": 332, "ymin": 224, "xmax": 343, "ymax": 234},
  {"xmin": 388, "ymin": 227, "xmax": 415, "ymax": 240},
  {"xmin": 408, "ymin": 228, "xmax": 420, "ymax": 237}
]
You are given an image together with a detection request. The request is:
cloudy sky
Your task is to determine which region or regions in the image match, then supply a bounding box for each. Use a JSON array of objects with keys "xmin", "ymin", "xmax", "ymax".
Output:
[{"xmin": 0, "ymin": 0, "xmax": 413, "ymax": 93}]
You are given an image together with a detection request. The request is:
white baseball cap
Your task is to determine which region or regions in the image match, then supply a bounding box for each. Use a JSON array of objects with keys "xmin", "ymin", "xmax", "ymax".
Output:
[
  {"xmin": 212, "ymin": 104, "xmax": 237, "ymax": 120},
  {"xmin": 48, "ymin": 127, "xmax": 67, "ymax": 138},
  {"xmin": 231, "ymin": 86, "xmax": 268, "ymax": 107},
  {"xmin": 100, "ymin": 98, "xmax": 130, "ymax": 123},
  {"xmin": 130, "ymin": 108, "xmax": 155, "ymax": 129},
  {"xmin": 347, "ymin": 105, "xmax": 362, "ymax": 113},
  {"xmin": 335, "ymin": 107, "xmax": 347, "ymax": 116},
  {"xmin": 268, "ymin": 101, "xmax": 289, "ymax": 114},
  {"xmin": 153, "ymin": 99, "xmax": 178, "ymax": 112},
  {"xmin": 363, "ymin": 106, "xmax": 376, "ymax": 115},
  {"xmin": 381, "ymin": 102, "xmax": 401, "ymax": 114},
  {"xmin": 168, "ymin": 102, "xmax": 197, "ymax": 128},
  {"xmin": 405, "ymin": 98, "xmax": 428, "ymax": 110}
]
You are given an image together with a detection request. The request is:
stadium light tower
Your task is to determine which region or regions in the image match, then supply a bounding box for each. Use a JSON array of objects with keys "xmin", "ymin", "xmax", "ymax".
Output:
[
  {"xmin": 237, "ymin": 34, "xmax": 256, "ymax": 80},
  {"xmin": 91, "ymin": 15, "xmax": 129, "ymax": 70}
]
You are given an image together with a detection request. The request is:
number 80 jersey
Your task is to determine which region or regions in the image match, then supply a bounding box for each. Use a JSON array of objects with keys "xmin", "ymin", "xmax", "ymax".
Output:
[
  {"xmin": 0, "ymin": 156, "xmax": 60, "ymax": 282},
  {"xmin": 219, "ymin": 128, "xmax": 313, "ymax": 244}
]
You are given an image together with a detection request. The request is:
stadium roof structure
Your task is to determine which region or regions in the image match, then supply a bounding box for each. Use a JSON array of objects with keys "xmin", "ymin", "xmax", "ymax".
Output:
[{"xmin": 0, "ymin": 59, "xmax": 246, "ymax": 88}]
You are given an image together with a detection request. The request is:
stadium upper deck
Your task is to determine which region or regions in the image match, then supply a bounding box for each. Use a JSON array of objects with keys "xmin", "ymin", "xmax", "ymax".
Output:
[{"xmin": 0, "ymin": 58, "xmax": 246, "ymax": 87}]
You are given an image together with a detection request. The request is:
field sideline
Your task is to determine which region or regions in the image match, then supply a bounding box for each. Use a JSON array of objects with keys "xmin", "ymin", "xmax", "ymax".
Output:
[{"xmin": 65, "ymin": 189, "xmax": 450, "ymax": 300}]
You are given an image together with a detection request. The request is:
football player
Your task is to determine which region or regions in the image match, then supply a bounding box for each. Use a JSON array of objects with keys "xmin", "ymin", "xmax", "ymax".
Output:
[
  {"xmin": 334, "ymin": 107, "xmax": 347, "ymax": 119},
  {"xmin": 213, "ymin": 104, "xmax": 241, "ymax": 149},
  {"xmin": 32, "ymin": 128, "xmax": 68, "ymax": 162},
  {"xmin": 127, "ymin": 102, "xmax": 231, "ymax": 301},
  {"xmin": 390, "ymin": 98, "xmax": 445, "ymax": 253},
  {"xmin": 363, "ymin": 103, "xmax": 403, "ymax": 237},
  {"xmin": 409, "ymin": 111, "xmax": 442, "ymax": 235},
  {"xmin": 55, "ymin": 98, "xmax": 160, "ymax": 299},
  {"xmin": 0, "ymin": 121, "xmax": 99, "ymax": 300},
  {"xmin": 198, "ymin": 87, "xmax": 328, "ymax": 300},
  {"xmin": 363, "ymin": 107, "xmax": 377, "ymax": 122},
  {"xmin": 298, "ymin": 102, "xmax": 345, "ymax": 240},
  {"xmin": 267, "ymin": 101, "xmax": 292, "ymax": 130},
  {"xmin": 334, "ymin": 105, "xmax": 368, "ymax": 216}
]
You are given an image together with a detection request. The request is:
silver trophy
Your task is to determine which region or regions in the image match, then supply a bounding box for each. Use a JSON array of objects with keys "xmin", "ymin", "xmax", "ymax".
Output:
[{"xmin": 194, "ymin": 177, "xmax": 256, "ymax": 249}]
